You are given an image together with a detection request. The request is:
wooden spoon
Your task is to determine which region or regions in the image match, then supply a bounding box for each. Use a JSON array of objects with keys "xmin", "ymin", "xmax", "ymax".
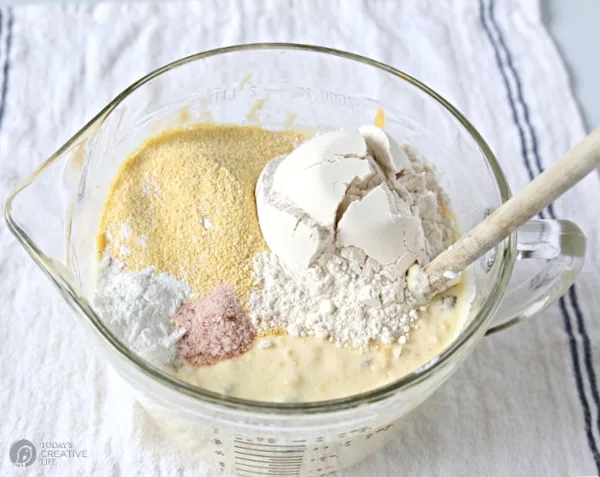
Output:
[{"xmin": 407, "ymin": 128, "xmax": 600, "ymax": 303}]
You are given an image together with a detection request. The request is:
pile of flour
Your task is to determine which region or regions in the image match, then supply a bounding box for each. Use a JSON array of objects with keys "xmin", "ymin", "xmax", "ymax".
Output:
[
  {"xmin": 93, "ymin": 256, "xmax": 190, "ymax": 368},
  {"xmin": 250, "ymin": 249, "xmax": 423, "ymax": 348},
  {"xmin": 251, "ymin": 130, "xmax": 456, "ymax": 349}
]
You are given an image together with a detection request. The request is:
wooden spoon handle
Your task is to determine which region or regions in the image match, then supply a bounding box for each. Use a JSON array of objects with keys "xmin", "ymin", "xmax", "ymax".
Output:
[{"xmin": 417, "ymin": 128, "xmax": 600, "ymax": 299}]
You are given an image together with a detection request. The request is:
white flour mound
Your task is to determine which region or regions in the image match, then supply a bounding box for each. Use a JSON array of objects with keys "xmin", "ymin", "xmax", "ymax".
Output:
[
  {"xmin": 93, "ymin": 256, "xmax": 190, "ymax": 368},
  {"xmin": 250, "ymin": 143, "xmax": 455, "ymax": 349},
  {"xmin": 250, "ymin": 249, "xmax": 422, "ymax": 348}
]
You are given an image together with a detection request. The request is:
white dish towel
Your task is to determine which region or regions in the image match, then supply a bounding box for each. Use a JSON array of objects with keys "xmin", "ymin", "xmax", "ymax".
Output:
[{"xmin": 1, "ymin": 1, "xmax": 599, "ymax": 476}]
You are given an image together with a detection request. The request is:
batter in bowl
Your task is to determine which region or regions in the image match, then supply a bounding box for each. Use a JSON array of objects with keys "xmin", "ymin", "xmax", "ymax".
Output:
[
  {"xmin": 93, "ymin": 122, "xmax": 472, "ymax": 402},
  {"xmin": 176, "ymin": 283, "xmax": 469, "ymax": 401}
]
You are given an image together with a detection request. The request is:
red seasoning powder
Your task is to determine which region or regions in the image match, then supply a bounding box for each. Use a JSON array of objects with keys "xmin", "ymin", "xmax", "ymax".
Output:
[{"xmin": 172, "ymin": 283, "xmax": 256, "ymax": 366}]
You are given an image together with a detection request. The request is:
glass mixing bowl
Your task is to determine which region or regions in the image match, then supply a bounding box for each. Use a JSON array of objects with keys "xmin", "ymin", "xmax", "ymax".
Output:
[{"xmin": 5, "ymin": 44, "xmax": 586, "ymax": 476}]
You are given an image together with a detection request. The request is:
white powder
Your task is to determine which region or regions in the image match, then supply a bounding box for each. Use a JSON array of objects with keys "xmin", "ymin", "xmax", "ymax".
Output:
[
  {"xmin": 250, "ymin": 250, "xmax": 420, "ymax": 348},
  {"xmin": 141, "ymin": 173, "xmax": 162, "ymax": 198},
  {"xmin": 250, "ymin": 143, "xmax": 455, "ymax": 349},
  {"xmin": 120, "ymin": 222, "xmax": 132, "ymax": 239},
  {"xmin": 93, "ymin": 256, "xmax": 190, "ymax": 368},
  {"xmin": 387, "ymin": 145, "xmax": 455, "ymax": 257},
  {"xmin": 138, "ymin": 234, "xmax": 148, "ymax": 249}
]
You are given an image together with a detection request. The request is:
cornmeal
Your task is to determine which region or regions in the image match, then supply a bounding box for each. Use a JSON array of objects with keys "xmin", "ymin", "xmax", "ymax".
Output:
[{"xmin": 98, "ymin": 125, "xmax": 305, "ymax": 300}]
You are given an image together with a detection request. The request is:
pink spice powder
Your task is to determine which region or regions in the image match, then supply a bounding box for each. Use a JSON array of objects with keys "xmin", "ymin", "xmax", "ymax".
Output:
[{"xmin": 172, "ymin": 283, "xmax": 256, "ymax": 366}]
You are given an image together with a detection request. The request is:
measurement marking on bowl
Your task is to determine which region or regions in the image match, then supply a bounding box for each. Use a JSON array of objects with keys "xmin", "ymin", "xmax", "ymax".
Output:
[
  {"xmin": 237, "ymin": 470, "xmax": 301, "ymax": 475},
  {"xmin": 235, "ymin": 466, "xmax": 303, "ymax": 476},
  {"xmin": 237, "ymin": 463, "xmax": 302, "ymax": 472},
  {"xmin": 236, "ymin": 456, "xmax": 302, "ymax": 466},
  {"xmin": 235, "ymin": 442, "xmax": 306, "ymax": 448},
  {"xmin": 234, "ymin": 438, "xmax": 306, "ymax": 477},
  {"xmin": 234, "ymin": 450, "xmax": 305, "ymax": 457},
  {"xmin": 236, "ymin": 470, "xmax": 301, "ymax": 476},
  {"xmin": 235, "ymin": 470, "xmax": 302, "ymax": 476},
  {"xmin": 234, "ymin": 452, "xmax": 304, "ymax": 460},
  {"xmin": 235, "ymin": 447, "xmax": 306, "ymax": 454},
  {"xmin": 236, "ymin": 460, "xmax": 304, "ymax": 468},
  {"xmin": 293, "ymin": 86, "xmax": 357, "ymax": 110},
  {"xmin": 235, "ymin": 454, "xmax": 304, "ymax": 464},
  {"xmin": 235, "ymin": 462, "xmax": 302, "ymax": 474},
  {"xmin": 235, "ymin": 469, "xmax": 300, "ymax": 477}
]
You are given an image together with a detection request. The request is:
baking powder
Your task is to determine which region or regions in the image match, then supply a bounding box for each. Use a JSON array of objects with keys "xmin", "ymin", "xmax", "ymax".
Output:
[{"xmin": 93, "ymin": 256, "xmax": 190, "ymax": 368}]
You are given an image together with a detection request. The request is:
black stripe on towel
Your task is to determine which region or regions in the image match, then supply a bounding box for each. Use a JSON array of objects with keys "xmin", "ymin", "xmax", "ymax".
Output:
[
  {"xmin": 480, "ymin": 0, "xmax": 600, "ymax": 471},
  {"xmin": 486, "ymin": 0, "xmax": 600, "ymax": 458},
  {"xmin": 0, "ymin": 8, "xmax": 13, "ymax": 131}
]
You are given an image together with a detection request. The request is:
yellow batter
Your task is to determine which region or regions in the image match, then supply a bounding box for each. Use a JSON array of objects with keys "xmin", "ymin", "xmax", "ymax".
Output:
[
  {"xmin": 98, "ymin": 123, "xmax": 471, "ymax": 403},
  {"xmin": 176, "ymin": 279, "xmax": 469, "ymax": 401}
]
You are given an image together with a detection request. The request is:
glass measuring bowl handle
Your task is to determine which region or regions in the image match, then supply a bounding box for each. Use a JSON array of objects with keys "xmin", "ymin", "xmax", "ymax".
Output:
[{"xmin": 485, "ymin": 219, "xmax": 586, "ymax": 335}]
